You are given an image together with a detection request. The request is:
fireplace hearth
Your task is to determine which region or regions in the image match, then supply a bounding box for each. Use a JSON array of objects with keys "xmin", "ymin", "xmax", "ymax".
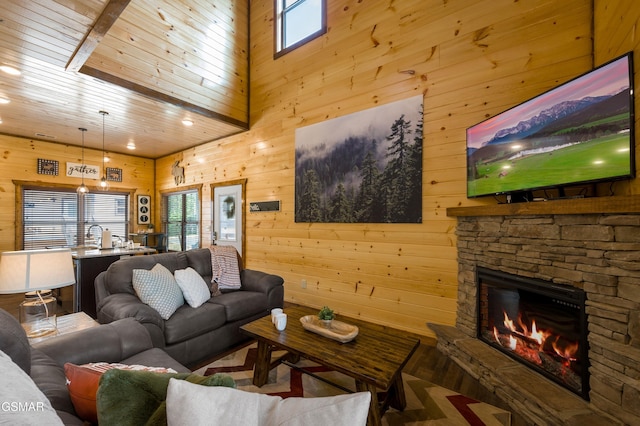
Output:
[
  {"xmin": 442, "ymin": 205, "xmax": 640, "ymax": 425},
  {"xmin": 476, "ymin": 267, "xmax": 589, "ymax": 400}
]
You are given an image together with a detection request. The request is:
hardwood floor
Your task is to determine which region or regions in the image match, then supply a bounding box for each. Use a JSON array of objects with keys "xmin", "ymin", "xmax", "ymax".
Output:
[{"xmin": 405, "ymin": 336, "xmax": 529, "ymax": 426}]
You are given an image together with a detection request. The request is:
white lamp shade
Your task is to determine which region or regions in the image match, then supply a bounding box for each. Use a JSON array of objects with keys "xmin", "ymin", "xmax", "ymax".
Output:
[{"xmin": 0, "ymin": 249, "xmax": 76, "ymax": 294}]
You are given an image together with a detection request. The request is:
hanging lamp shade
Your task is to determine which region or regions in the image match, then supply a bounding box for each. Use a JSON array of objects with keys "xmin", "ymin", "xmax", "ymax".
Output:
[
  {"xmin": 97, "ymin": 110, "xmax": 110, "ymax": 191},
  {"xmin": 76, "ymin": 127, "xmax": 89, "ymax": 194}
]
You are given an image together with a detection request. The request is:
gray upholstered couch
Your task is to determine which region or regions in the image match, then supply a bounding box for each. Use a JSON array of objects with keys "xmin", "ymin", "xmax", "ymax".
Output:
[
  {"xmin": 95, "ymin": 248, "xmax": 284, "ymax": 367},
  {"xmin": 0, "ymin": 308, "xmax": 188, "ymax": 425}
]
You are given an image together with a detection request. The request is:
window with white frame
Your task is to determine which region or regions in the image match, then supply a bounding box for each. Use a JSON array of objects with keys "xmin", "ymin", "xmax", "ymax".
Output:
[{"xmin": 275, "ymin": 0, "xmax": 326, "ymax": 57}]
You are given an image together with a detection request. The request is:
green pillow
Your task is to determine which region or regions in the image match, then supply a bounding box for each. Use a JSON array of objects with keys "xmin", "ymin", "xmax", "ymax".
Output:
[{"xmin": 96, "ymin": 369, "xmax": 235, "ymax": 426}]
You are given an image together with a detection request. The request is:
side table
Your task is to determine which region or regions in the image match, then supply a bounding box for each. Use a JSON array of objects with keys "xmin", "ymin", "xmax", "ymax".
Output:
[{"xmin": 29, "ymin": 311, "xmax": 99, "ymax": 345}]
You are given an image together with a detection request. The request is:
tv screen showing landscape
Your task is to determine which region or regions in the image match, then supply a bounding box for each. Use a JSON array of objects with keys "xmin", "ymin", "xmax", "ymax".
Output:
[{"xmin": 467, "ymin": 53, "xmax": 634, "ymax": 198}]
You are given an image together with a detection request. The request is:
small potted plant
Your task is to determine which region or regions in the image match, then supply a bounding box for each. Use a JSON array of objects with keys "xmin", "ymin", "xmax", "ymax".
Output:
[{"xmin": 318, "ymin": 306, "xmax": 335, "ymax": 328}]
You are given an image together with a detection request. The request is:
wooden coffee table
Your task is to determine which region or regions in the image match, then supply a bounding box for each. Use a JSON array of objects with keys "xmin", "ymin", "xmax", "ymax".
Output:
[{"xmin": 240, "ymin": 305, "xmax": 420, "ymax": 426}]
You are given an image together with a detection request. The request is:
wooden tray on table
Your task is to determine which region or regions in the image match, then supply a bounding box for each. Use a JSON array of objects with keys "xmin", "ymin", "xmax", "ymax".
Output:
[{"xmin": 299, "ymin": 315, "xmax": 359, "ymax": 343}]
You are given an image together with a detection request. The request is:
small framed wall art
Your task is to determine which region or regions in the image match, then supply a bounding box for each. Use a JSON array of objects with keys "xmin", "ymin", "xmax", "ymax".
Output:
[
  {"xmin": 37, "ymin": 159, "xmax": 59, "ymax": 176},
  {"xmin": 106, "ymin": 167, "xmax": 122, "ymax": 182},
  {"xmin": 137, "ymin": 195, "xmax": 151, "ymax": 224}
]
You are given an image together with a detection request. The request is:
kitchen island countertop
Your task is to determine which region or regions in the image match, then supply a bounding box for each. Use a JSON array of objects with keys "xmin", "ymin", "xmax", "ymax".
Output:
[{"xmin": 71, "ymin": 246, "xmax": 157, "ymax": 259}]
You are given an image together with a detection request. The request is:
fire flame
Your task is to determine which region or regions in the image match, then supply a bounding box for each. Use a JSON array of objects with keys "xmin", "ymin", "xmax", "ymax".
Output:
[
  {"xmin": 494, "ymin": 311, "xmax": 579, "ymax": 363},
  {"xmin": 552, "ymin": 338, "xmax": 579, "ymax": 361},
  {"xmin": 503, "ymin": 312, "xmax": 515, "ymax": 331}
]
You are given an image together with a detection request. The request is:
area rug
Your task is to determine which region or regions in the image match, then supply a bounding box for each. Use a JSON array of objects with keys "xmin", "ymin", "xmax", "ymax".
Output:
[{"xmin": 193, "ymin": 343, "xmax": 511, "ymax": 425}]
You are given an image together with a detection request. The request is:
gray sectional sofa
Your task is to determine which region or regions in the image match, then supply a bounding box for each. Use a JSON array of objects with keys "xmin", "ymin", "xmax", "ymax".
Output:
[
  {"xmin": 0, "ymin": 308, "xmax": 189, "ymax": 425},
  {"xmin": 95, "ymin": 247, "xmax": 284, "ymax": 367}
]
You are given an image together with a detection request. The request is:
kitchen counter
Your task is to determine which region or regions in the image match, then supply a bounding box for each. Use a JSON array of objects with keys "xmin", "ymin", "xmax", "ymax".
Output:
[
  {"xmin": 71, "ymin": 246, "xmax": 157, "ymax": 317},
  {"xmin": 71, "ymin": 246, "xmax": 157, "ymax": 259}
]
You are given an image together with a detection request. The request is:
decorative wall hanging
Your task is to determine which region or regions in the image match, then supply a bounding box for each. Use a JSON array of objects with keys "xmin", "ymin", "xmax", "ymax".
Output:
[
  {"xmin": 171, "ymin": 160, "xmax": 185, "ymax": 185},
  {"xmin": 67, "ymin": 162, "xmax": 99, "ymax": 179},
  {"xmin": 37, "ymin": 159, "xmax": 58, "ymax": 175},
  {"xmin": 295, "ymin": 95, "xmax": 423, "ymax": 223},
  {"xmin": 249, "ymin": 201, "xmax": 281, "ymax": 212},
  {"xmin": 137, "ymin": 195, "xmax": 151, "ymax": 224},
  {"xmin": 106, "ymin": 167, "xmax": 122, "ymax": 182}
]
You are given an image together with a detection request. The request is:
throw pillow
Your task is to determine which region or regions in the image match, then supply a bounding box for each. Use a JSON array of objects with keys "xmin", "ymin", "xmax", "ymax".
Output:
[
  {"xmin": 96, "ymin": 369, "xmax": 235, "ymax": 426},
  {"xmin": 0, "ymin": 350, "xmax": 63, "ymax": 425},
  {"xmin": 209, "ymin": 245, "xmax": 241, "ymax": 290},
  {"xmin": 132, "ymin": 263, "xmax": 184, "ymax": 319},
  {"xmin": 174, "ymin": 267, "xmax": 211, "ymax": 308},
  {"xmin": 64, "ymin": 362, "xmax": 177, "ymax": 424},
  {"xmin": 166, "ymin": 379, "xmax": 371, "ymax": 426}
]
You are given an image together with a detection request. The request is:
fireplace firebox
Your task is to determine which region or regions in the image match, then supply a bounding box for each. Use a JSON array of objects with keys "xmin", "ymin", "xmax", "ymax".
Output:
[{"xmin": 476, "ymin": 267, "xmax": 589, "ymax": 400}]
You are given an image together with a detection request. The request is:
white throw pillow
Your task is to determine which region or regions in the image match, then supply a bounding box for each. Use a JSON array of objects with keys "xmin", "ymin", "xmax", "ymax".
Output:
[
  {"xmin": 132, "ymin": 263, "xmax": 184, "ymax": 319},
  {"xmin": 0, "ymin": 350, "xmax": 64, "ymax": 425},
  {"xmin": 174, "ymin": 267, "xmax": 211, "ymax": 308},
  {"xmin": 166, "ymin": 378, "xmax": 371, "ymax": 426}
]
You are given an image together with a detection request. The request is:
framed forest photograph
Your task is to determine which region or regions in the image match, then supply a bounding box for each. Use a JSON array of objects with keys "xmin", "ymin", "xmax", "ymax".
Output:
[{"xmin": 295, "ymin": 95, "xmax": 423, "ymax": 223}]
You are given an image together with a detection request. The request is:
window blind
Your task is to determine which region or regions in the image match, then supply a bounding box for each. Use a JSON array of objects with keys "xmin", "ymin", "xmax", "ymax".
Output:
[{"xmin": 23, "ymin": 188, "xmax": 129, "ymax": 250}]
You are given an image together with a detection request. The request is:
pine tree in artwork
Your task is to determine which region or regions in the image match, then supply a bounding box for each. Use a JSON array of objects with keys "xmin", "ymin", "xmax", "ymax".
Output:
[
  {"xmin": 298, "ymin": 169, "xmax": 323, "ymax": 222},
  {"xmin": 328, "ymin": 182, "xmax": 353, "ymax": 222},
  {"xmin": 382, "ymin": 114, "xmax": 414, "ymax": 222},
  {"xmin": 406, "ymin": 104, "xmax": 423, "ymax": 222},
  {"xmin": 354, "ymin": 148, "xmax": 381, "ymax": 222}
]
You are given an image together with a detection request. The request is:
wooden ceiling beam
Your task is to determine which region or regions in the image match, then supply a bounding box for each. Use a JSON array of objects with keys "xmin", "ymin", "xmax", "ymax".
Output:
[
  {"xmin": 66, "ymin": 0, "xmax": 132, "ymax": 72},
  {"xmin": 79, "ymin": 65, "xmax": 249, "ymax": 129}
]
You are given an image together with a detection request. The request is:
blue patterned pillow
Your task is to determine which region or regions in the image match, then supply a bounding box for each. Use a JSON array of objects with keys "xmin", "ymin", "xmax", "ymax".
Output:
[{"xmin": 132, "ymin": 263, "xmax": 184, "ymax": 320}]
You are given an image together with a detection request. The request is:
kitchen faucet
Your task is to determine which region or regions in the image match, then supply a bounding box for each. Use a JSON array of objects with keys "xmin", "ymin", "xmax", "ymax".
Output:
[{"xmin": 86, "ymin": 224, "xmax": 103, "ymax": 239}]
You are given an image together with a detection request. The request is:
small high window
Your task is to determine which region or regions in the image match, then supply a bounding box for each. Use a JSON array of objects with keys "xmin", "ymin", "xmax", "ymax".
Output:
[{"xmin": 275, "ymin": 0, "xmax": 326, "ymax": 58}]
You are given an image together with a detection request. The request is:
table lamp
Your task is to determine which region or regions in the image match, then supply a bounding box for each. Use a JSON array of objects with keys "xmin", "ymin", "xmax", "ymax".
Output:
[{"xmin": 0, "ymin": 249, "xmax": 76, "ymax": 337}]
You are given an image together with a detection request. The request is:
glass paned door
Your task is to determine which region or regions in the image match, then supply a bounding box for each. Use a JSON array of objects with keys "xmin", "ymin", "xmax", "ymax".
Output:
[{"xmin": 164, "ymin": 190, "xmax": 200, "ymax": 252}]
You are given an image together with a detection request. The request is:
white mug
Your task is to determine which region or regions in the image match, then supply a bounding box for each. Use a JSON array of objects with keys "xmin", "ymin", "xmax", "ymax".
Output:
[
  {"xmin": 274, "ymin": 313, "xmax": 287, "ymax": 331},
  {"xmin": 271, "ymin": 308, "xmax": 283, "ymax": 323}
]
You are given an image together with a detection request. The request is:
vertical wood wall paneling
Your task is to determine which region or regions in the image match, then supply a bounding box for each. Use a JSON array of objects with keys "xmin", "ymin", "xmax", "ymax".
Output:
[
  {"xmin": 156, "ymin": 0, "xmax": 597, "ymax": 337},
  {"xmin": 594, "ymin": 1, "xmax": 640, "ymax": 199}
]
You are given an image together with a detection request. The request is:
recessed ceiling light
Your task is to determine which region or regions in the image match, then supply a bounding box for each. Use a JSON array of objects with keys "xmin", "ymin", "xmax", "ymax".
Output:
[
  {"xmin": 0, "ymin": 65, "xmax": 20, "ymax": 76},
  {"xmin": 0, "ymin": 97, "xmax": 10, "ymax": 104},
  {"xmin": 127, "ymin": 142, "xmax": 136, "ymax": 150},
  {"xmin": 182, "ymin": 119, "xmax": 194, "ymax": 126}
]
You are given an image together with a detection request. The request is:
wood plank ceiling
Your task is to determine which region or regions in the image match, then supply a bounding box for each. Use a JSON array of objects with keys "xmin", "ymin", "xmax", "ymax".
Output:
[{"xmin": 0, "ymin": 0, "xmax": 249, "ymax": 159}]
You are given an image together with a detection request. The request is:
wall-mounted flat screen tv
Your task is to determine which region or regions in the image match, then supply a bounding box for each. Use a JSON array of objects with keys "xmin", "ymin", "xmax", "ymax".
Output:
[{"xmin": 467, "ymin": 53, "xmax": 635, "ymax": 199}]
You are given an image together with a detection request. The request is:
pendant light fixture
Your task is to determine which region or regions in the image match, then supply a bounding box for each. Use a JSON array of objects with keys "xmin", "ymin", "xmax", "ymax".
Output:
[
  {"xmin": 97, "ymin": 110, "xmax": 110, "ymax": 191},
  {"xmin": 76, "ymin": 128, "xmax": 89, "ymax": 194}
]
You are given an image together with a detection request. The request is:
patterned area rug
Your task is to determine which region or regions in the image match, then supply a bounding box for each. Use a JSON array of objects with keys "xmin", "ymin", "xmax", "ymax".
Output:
[{"xmin": 193, "ymin": 343, "xmax": 511, "ymax": 425}]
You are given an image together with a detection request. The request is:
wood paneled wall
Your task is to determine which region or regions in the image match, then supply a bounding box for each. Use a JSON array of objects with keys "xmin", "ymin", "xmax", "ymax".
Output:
[
  {"xmin": 0, "ymin": 134, "xmax": 155, "ymax": 252},
  {"xmin": 155, "ymin": 0, "xmax": 630, "ymax": 338},
  {"xmin": 594, "ymin": 2, "xmax": 640, "ymax": 191},
  {"xmin": 0, "ymin": 133, "xmax": 155, "ymax": 315}
]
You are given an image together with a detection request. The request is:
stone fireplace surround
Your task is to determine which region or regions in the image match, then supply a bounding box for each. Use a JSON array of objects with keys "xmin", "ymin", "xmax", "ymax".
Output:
[{"xmin": 434, "ymin": 196, "xmax": 640, "ymax": 425}]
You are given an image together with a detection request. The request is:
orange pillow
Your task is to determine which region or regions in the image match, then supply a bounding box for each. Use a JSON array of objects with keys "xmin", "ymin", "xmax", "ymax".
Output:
[{"xmin": 64, "ymin": 362, "xmax": 177, "ymax": 423}]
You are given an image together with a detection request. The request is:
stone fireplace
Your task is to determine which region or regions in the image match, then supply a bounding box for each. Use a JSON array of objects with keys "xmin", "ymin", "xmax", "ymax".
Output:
[{"xmin": 432, "ymin": 197, "xmax": 640, "ymax": 425}]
